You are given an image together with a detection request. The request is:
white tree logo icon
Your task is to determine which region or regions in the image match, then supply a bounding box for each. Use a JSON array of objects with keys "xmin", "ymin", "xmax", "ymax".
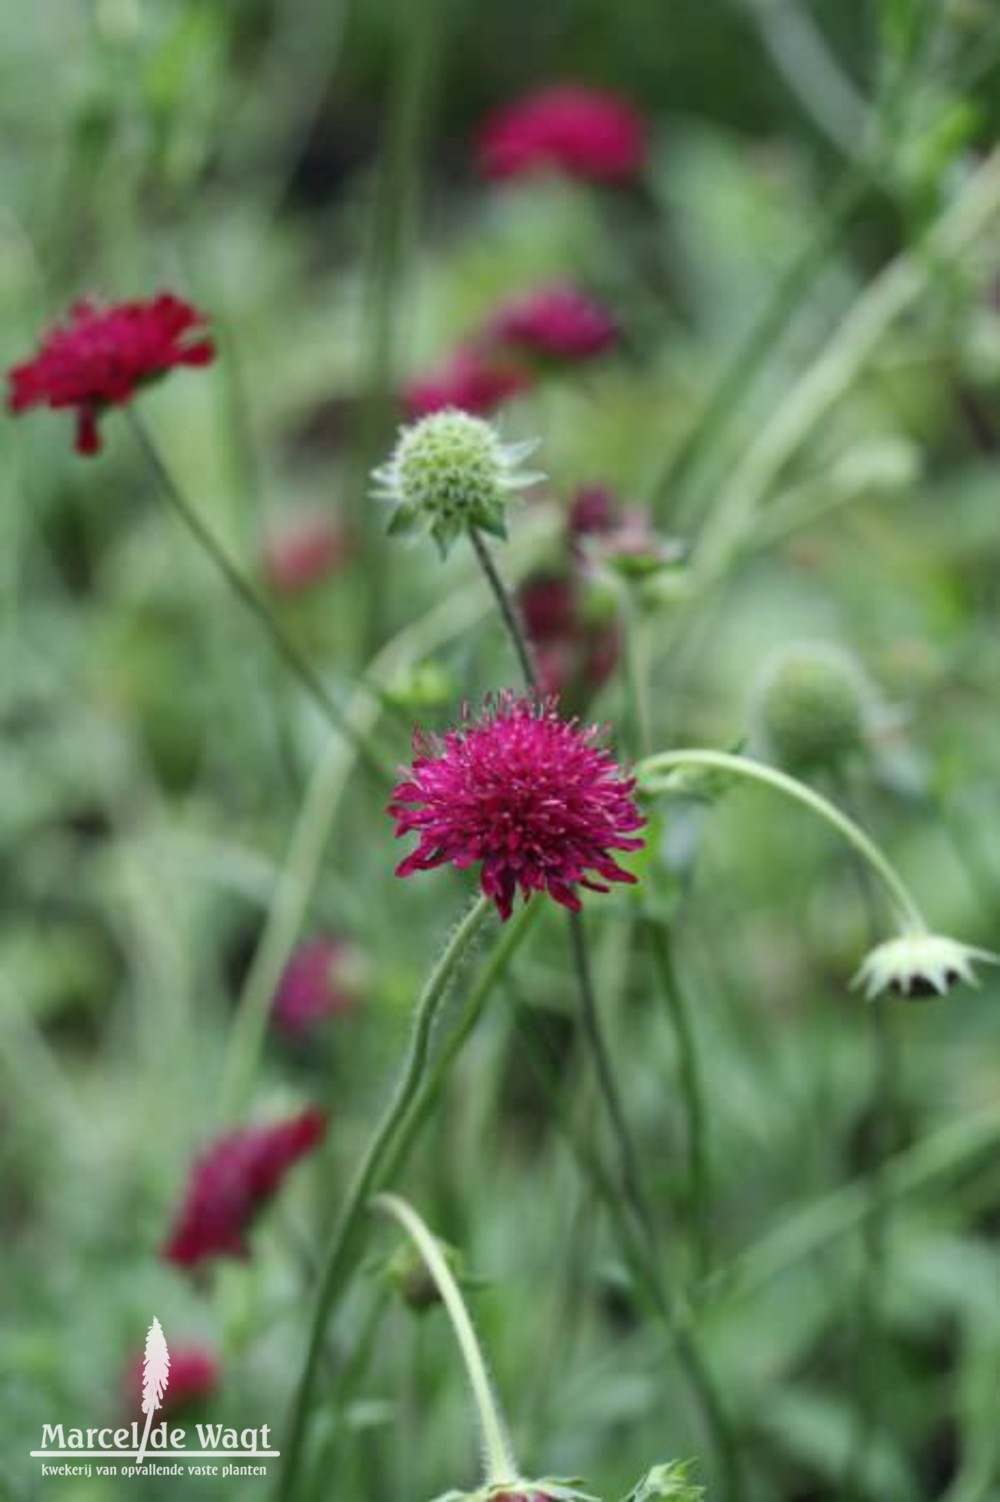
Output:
[{"xmin": 136, "ymin": 1317, "xmax": 170, "ymax": 1465}]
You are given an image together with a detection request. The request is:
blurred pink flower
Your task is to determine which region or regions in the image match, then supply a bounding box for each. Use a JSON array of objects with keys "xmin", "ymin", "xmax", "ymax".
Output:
[
  {"xmin": 389, "ymin": 694, "xmax": 643, "ymax": 920},
  {"xmin": 402, "ymin": 344, "xmax": 530, "ymax": 418},
  {"xmin": 7, "ymin": 293, "xmax": 214, "ymax": 455},
  {"xmin": 519, "ymin": 572, "xmax": 620, "ymax": 702},
  {"xmin": 476, "ymin": 85, "xmax": 647, "ymax": 184},
  {"xmin": 273, "ymin": 937, "xmax": 360, "ymax": 1035},
  {"xmin": 491, "ymin": 285, "xmax": 617, "ymax": 361},
  {"xmin": 262, "ymin": 512, "xmax": 351, "ymax": 595},
  {"xmin": 163, "ymin": 1108, "xmax": 327, "ymax": 1268}
]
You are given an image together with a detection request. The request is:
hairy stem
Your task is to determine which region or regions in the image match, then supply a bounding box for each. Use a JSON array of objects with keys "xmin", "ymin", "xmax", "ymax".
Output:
[
  {"xmin": 639, "ymin": 749, "xmax": 927, "ymax": 934},
  {"xmin": 276, "ymin": 894, "xmax": 493, "ymax": 1500},
  {"xmin": 373, "ymin": 1194, "xmax": 520, "ymax": 1486}
]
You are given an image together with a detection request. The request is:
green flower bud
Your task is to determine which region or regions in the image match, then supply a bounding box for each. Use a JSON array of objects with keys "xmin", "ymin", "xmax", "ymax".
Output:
[
  {"xmin": 752, "ymin": 643, "xmax": 871, "ymax": 774},
  {"xmin": 373, "ymin": 410, "xmax": 543, "ymax": 557},
  {"xmin": 387, "ymin": 1237, "xmax": 465, "ymax": 1314}
]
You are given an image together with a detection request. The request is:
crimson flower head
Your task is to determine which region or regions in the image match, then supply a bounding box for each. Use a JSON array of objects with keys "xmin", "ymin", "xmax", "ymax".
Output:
[
  {"xmin": 273, "ymin": 937, "xmax": 362, "ymax": 1036},
  {"xmin": 389, "ymin": 695, "xmax": 643, "ymax": 920},
  {"xmin": 126, "ymin": 1345, "xmax": 219, "ymax": 1416},
  {"xmin": 163, "ymin": 1107, "xmax": 327, "ymax": 1268},
  {"xmin": 476, "ymin": 85, "xmax": 647, "ymax": 184},
  {"xmin": 403, "ymin": 343, "xmax": 530, "ymax": 419},
  {"xmin": 491, "ymin": 285, "xmax": 617, "ymax": 362},
  {"xmin": 7, "ymin": 293, "xmax": 215, "ymax": 456}
]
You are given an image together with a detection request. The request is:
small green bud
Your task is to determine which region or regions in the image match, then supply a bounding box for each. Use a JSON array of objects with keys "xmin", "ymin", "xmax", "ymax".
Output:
[
  {"xmin": 387, "ymin": 1237, "xmax": 465, "ymax": 1314},
  {"xmin": 373, "ymin": 410, "xmax": 543, "ymax": 557},
  {"xmin": 752, "ymin": 643, "xmax": 871, "ymax": 774}
]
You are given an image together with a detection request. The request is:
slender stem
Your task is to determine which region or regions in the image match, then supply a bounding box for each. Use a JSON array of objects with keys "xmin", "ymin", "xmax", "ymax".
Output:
[
  {"xmin": 381, "ymin": 900, "xmax": 543, "ymax": 1185},
  {"xmin": 567, "ymin": 910, "xmax": 657, "ymax": 1249},
  {"xmin": 504, "ymin": 987, "xmax": 746, "ymax": 1502},
  {"xmin": 276, "ymin": 894, "xmax": 493, "ymax": 1501},
  {"xmin": 639, "ymin": 749, "xmax": 927, "ymax": 934},
  {"xmin": 467, "ymin": 527, "xmax": 539, "ymax": 689},
  {"xmin": 645, "ymin": 920, "xmax": 710, "ymax": 1282},
  {"xmin": 126, "ymin": 408, "xmax": 391, "ymax": 783},
  {"xmin": 372, "ymin": 1194, "xmax": 520, "ymax": 1487}
]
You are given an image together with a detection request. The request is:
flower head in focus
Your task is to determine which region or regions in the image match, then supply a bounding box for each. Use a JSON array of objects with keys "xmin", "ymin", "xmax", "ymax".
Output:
[
  {"xmin": 853, "ymin": 933, "xmax": 999, "ymax": 1001},
  {"xmin": 163, "ymin": 1107, "xmax": 327, "ymax": 1268},
  {"xmin": 373, "ymin": 409, "xmax": 543, "ymax": 557},
  {"xmin": 476, "ymin": 85, "xmax": 647, "ymax": 183},
  {"xmin": 389, "ymin": 694, "xmax": 644, "ymax": 920},
  {"xmin": 7, "ymin": 293, "xmax": 215, "ymax": 455}
]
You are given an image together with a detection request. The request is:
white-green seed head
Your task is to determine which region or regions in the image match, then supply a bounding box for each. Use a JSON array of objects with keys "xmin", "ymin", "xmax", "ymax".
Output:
[
  {"xmin": 853, "ymin": 933, "xmax": 999, "ymax": 1001},
  {"xmin": 752, "ymin": 642, "xmax": 873, "ymax": 775},
  {"xmin": 372, "ymin": 409, "xmax": 543, "ymax": 557}
]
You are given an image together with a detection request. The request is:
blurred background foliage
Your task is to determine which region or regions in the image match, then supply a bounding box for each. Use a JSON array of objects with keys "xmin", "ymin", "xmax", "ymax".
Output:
[{"xmin": 5, "ymin": 1, "xmax": 1000, "ymax": 1500}]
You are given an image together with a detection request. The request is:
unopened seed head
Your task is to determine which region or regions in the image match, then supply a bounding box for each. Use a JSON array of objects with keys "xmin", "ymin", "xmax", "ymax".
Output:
[{"xmin": 752, "ymin": 642, "xmax": 871, "ymax": 774}]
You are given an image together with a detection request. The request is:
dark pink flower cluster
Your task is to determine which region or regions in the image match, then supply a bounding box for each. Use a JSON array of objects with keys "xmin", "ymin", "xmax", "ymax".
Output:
[
  {"xmin": 403, "ymin": 285, "xmax": 617, "ymax": 419},
  {"xmin": 126, "ymin": 1345, "xmax": 219, "ymax": 1415},
  {"xmin": 389, "ymin": 695, "xmax": 643, "ymax": 920},
  {"xmin": 262, "ymin": 512, "xmax": 353, "ymax": 596},
  {"xmin": 272, "ymin": 937, "xmax": 360, "ymax": 1035},
  {"xmin": 476, "ymin": 85, "xmax": 647, "ymax": 184},
  {"xmin": 163, "ymin": 1108, "xmax": 327, "ymax": 1268},
  {"xmin": 7, "ymin": 293, "xmax": 215, "ymax": 456}
]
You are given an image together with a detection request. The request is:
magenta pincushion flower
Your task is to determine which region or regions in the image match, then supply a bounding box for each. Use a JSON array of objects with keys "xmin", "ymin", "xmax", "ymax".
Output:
[
  {"xmin": 491, "ymin": 285, "xmax": 617, "ymax": 362},
  {"xmin": 7, "ymin": 293, "xmax": 215, "ymax": 456},
  {"xmin": 163, "ymin": 1107, "xmax": 327, "ymax": 1268},
  {"xmin": 389, "ymin": 695, "xmax": 644, "ymax": 920},
  {"xmin": 476, "ymin": 85, "xmax": 647, "ymax": 184}
]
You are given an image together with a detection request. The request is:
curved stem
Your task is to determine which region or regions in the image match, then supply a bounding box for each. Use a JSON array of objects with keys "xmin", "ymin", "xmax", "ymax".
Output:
[
  {"xmin": 639, "ymin": 749, "xmax": 927, "ymax": 934},
  {"xmin": 276, "ymin": 893, "xmax": 493, "ymax": 1500},
  {"xmin": 126, "ymin": 408, "xmax": 391, "ymax": 783},
  {"xmin": 372, "ymin": 1194, "xmax": 520, "ymax": 1487},
  {"xmin": 467, "ymin": 526, "xmax": 539, "ymax": 689}
]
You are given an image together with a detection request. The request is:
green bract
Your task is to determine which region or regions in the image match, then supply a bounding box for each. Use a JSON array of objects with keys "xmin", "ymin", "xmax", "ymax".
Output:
[
  {"xmin": 622, "ymin": 1460, "xmax": 705, "ymax": 1501},
  {"xmin": 373, "ymin": 409, "xmax": 543, "ymax": 557}
]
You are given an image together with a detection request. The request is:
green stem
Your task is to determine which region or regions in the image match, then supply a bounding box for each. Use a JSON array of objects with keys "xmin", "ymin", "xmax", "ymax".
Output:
[
  {"xmin": 126, "ymin": 409, "xmax": 391, "ymax": 784},
  {"xmin": 639, "ymin": 749, "xmax": 927, "ymax": 934},
  {"xmin": 645, "ymin": 920, "xmax": 710, "ymax": 1282},
  {"xmin": 467, "ymin": 526, "xmax": 539, "ymax": 689},
  {"xmin": 276, "ymin": 894, "xmax": 493, "ymax": 1500},
  {"xmin": 381, "ymin": 899, "xmax": 543, "ymax": 1184},
  {"xmin": 372, "ymin": 1193, "xmax": 520, "ymax": 1487}
]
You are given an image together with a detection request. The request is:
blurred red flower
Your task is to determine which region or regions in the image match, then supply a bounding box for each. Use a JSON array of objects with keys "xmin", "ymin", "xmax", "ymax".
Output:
[
  {"xmin": 163, "ymin": 1108, "xmax": 327, "ymax": 1268},
  {"xmin": 273, "ymin": 937, "xmax": 360, "ymax": 1036},
  {"xmin": 402, "ymin": 343, "xmax": 530, "ymax": 419},
  {"xmin": 7, "ymin": 293, "xmax": 215, "ymax": 456},
  {"xmin": 491, "ymin": 285, "xmax": 617, "ymax": 361},
  {"xmin": 476, "ymin": 85, "xmax": 646, "ymax": 184},
  {"xmin": 262, "ymin": 512, "xmax": 352, "ymax": 595}
]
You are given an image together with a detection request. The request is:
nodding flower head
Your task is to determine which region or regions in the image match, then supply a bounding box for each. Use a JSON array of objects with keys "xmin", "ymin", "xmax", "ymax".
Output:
[
  {"xmin": 389, "ymin": 693, "xmax": 644, "ymax": 921},
  {"xmin": 7, "ymin": 293, "xmax": 214, "ymax": 456},
  {"xmin": 373, "ymin": 409, "xmax": 543, "ymax": 557},
  {"xmin": 853, "ymin": 933, "xmax": 999, "ymax": 1001},
  {"xmin": 430, "ymin": 1484, "xmax": 598, "ymax": 1502}
]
